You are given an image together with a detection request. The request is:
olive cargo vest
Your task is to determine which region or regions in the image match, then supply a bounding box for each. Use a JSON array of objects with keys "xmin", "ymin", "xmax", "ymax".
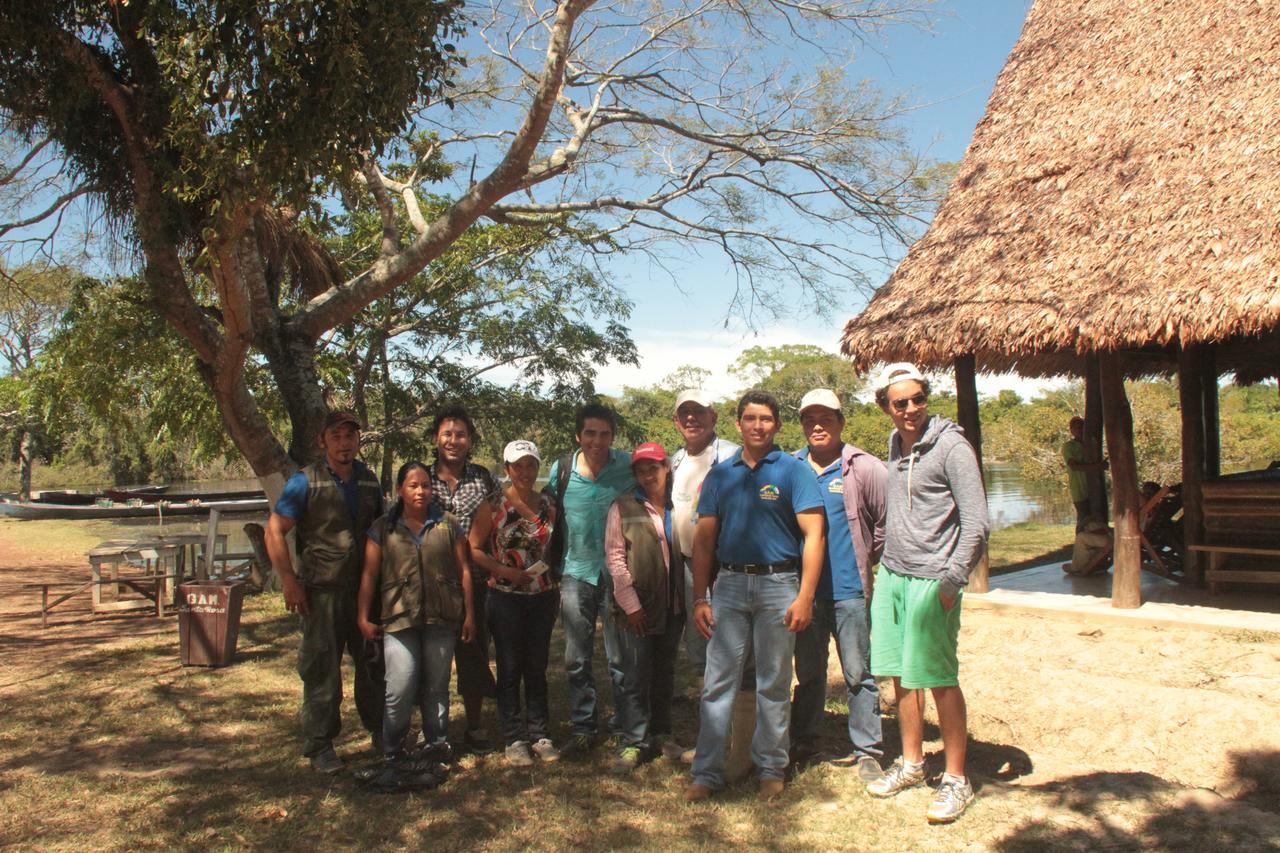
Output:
[
  {"xmin": 610, "ymin": 495, "xmax": 677, "ymax": 636},
  {"xmin": 295, "ymin": 461, "xmax": 383, "ymax": 589},
  {"xmin": 372, "ymin": 511, "xmax": 465, "ymax": 633}
]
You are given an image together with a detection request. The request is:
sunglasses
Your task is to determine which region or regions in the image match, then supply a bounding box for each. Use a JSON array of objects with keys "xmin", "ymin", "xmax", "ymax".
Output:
[{"xmin": 890, "ymin": 392, "xmax": 928, "ymax": 412}]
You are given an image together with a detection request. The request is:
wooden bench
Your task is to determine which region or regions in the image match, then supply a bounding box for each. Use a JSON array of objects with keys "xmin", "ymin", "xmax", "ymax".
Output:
[
  {"xmin": 1188, "ymin": 544, "xmax": 1280, "ymax": 594},
  {"xmin": 24, "ymin": 573, "xmax": 177, "ymax": 628},
  {"xmin": 1198, "ymin": 477, "xmax": 1280, "ymax": 592},
  {"xmin": 24, "ymin": 581, "xmax": 94, "ymax": 629}
]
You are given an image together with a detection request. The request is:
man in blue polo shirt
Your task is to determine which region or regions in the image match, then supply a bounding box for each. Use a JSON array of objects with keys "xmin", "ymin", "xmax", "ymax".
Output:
[
  {"xmin": 685, "ymin": 390, "xmax": 825, "ymax": 802},
  {"xmin": 790, "ymin": 388, "xmax": 887, "ymax": 781},
  {"xmin": 545, "ymin": 403, "xmax": 636, "ymax": 757}
]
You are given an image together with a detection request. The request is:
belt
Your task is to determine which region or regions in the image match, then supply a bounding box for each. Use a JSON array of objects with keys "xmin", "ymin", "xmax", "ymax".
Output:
[{"xmin": 720, "ymin": 560, "xmax": 797, "ymax": 575}]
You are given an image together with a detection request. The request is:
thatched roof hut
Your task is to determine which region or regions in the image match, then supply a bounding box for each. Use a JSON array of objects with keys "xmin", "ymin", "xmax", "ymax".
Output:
[
  {"xmin": 841, "ymin": 0, "xmax": 1280, "ymax": 383},
  {"xmin": 840, "ymin": 0, "xmax": 1280, "ymax": 607}
]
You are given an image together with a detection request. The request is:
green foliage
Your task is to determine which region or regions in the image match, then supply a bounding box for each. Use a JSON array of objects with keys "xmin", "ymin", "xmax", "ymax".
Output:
[{"xmin": 0, "ymin": 1, "xmax": 466, "ymax": 222}]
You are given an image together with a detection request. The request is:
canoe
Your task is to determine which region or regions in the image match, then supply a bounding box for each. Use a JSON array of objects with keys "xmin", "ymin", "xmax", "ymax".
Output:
[
  {"xmin": 104, "ymin": 486, "xmax": 265, "ymax": 504},
  {"xmin": 0, "ymin": 497, "xmax": 270, "ymax": 520}
]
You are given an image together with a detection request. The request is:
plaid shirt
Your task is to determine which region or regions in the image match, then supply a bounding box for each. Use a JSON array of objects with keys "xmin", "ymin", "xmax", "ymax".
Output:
[{"xmin": 430, "ymin": 460, "xmax": 500, "ymax": 535}]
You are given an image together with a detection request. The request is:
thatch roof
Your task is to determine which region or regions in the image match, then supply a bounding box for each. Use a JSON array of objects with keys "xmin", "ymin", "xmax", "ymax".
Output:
[{"xmin": 841, "ymin": 0, "xmax": 1280, "ymax": 382}]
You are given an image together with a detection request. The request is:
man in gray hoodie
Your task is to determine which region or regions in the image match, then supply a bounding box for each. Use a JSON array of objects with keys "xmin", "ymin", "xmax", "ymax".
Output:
[{"xmin": 866, "ymin": 363, "xmax": 988, "ymax": 825}]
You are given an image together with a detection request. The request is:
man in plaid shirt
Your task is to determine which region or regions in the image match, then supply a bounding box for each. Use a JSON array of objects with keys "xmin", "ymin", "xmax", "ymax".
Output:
[{"xmin": 428, "ymin": 406, "xmax": 501, "ymax": 754}]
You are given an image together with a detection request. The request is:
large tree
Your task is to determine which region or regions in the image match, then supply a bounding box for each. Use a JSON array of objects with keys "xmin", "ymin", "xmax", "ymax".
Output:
[{"xmin": 0, "ymin": 0, "xmax": 938, "ymax": 489}]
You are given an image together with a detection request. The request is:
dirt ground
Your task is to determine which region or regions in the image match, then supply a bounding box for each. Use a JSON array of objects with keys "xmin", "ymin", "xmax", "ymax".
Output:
[{"xmin": 2, "ymin": 519, "xmax": 1279, "ymax": 850}]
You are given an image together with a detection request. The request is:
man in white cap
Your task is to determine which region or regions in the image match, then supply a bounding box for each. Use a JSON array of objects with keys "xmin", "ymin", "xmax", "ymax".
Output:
[
  {"xmin": 789, "ymin": 388, "xmax": 887, "ymax": 781},
  {"xmin": 867, "ymin": 363, "xmax": 988, "ymax": 824},
  {"xmin": 669, "ymin": 390, "xmax": 738, "ymax": 677}
]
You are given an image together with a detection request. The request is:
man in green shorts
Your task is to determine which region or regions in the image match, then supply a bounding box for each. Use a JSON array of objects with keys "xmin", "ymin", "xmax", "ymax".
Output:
[{"xmin": 867, "ymin": 364, "xmax": 989, "ymax": 824}]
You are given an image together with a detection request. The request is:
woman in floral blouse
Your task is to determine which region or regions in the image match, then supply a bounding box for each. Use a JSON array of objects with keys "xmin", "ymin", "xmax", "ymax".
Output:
[{"xmin": 471, "ymin": 439, "xmax": 562, "ymax": 766}]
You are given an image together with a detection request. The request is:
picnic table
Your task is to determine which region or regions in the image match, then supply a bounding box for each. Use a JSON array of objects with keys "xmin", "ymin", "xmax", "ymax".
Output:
[{"xmin": 26, "ymin": 532, "xmax": 231, "ymax": 628}]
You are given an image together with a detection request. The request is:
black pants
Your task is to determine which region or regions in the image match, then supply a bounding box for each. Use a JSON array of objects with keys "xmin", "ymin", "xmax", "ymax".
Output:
[
  {"xmin": 297, "ymin": 586, "xmax": 384, "ymax": 756},
  {"xmin": 487, "ymin": 587, "xmax": 559, "ymax": 746}
]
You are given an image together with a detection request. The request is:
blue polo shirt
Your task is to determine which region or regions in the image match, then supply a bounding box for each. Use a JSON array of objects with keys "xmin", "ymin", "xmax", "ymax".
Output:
[
  {"xmin": 697, "ymin": 447, "xmax": 822, "ymax": 565},
  {"xmin": 367, "ymin": 503, "xmax": 446, "ymax": 546},
  {"xmin": 796, "ymin": 447, "xmax": 862, "ymax": 600},
  {"xmin": 275, "ymin": 459, "xmax": 374, "ymax": 521},
  {"xmin": 547, "ymin": 448, "xmax": 636, "ymax": 584}
]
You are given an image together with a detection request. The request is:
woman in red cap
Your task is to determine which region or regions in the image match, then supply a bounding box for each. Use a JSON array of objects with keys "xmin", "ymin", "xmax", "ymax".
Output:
[{"xmin": 604, "ymin": 441, "xmax": 687, "ymax": 773}]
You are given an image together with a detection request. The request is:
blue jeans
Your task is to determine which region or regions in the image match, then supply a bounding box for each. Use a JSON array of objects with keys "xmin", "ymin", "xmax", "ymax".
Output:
[
  {"xmin": 382, "ymin": 623, "xmax": 457, "ymax": 754},
  {"xmin": 681, "ymin": 556, "xmax": 707, "ymax": 677},
  {"xmin": 488, "ymin": 588, "xmax": 559, "ymax": 746},
  {"xmin": 691, "ymin": 571, "xmax": 799, "ymax": 788},
  {"xmin": 560, "ymin": 573, "xmax": 625, "ymax": 737},
  {"xmin": 615, "ymin": 612, "xmax": 685, "ymax": 749},
  {"xmin": 791, "ymin": 595, "xmax": 882, "ymax": 758}
]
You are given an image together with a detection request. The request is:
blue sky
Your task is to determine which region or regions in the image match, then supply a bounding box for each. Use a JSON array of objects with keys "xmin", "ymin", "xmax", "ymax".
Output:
[{"xmin": 584, "ymin": 1, "xmax": 1045, "ymax": 401}]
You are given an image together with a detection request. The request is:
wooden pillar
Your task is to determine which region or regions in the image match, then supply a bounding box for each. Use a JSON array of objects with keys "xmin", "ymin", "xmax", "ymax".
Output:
[
  {"xmin": 954, "ymin": 354, "xmax": 989, "ymax": 593},
  {"xmin": 1083, "ymin": 354, "xmax": 1107, "ymax": 521},
  {"xmin": 1202, "ymin": 349, "xmax": 1220, "ymax": 478},
  {"xmin": 1099, "ymin": 352, "xmax": 1142, "ymax": 608},
  {"xmin": 1178, "ymin": 344, "xmax": 1206, "ymax": 584}
]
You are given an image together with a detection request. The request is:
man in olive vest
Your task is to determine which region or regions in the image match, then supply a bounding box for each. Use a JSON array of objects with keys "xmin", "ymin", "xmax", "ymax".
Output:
[{"xmin": 266, "ymin": 410, "xmax": 386, "ymax": 774}]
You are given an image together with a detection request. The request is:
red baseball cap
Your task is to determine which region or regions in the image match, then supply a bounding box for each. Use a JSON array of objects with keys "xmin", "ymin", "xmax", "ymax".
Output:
[{"xmin": 630, "ymin": 442, "xmax": 668, "ymax": 466}]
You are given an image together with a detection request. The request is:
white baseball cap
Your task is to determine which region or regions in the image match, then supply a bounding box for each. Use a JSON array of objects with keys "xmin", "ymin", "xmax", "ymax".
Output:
[
  {"xmin": 502, "ymin": 439, "xmax": 541, "ymax": 464},
  {"xmin": 674, "ymin": 389, "xmax": 714, "ymax": 414},
  {"xmin": 798, "ymin": 388, "xmax": 842, "ymax": 415},
  {"xmin": 875, "ymin": 362, "xmax": 927, "ymax": 393}
]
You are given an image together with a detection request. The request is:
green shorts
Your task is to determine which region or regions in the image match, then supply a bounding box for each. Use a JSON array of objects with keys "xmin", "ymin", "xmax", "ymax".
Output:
[{"xmin": 870, "ymin": 569, "xmax": 962, "ymax": 689}]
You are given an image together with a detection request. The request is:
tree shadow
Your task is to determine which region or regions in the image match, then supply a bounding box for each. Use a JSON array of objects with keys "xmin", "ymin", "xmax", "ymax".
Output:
[{"xmin": 994, "ymin": 750, "xmax": 1280, "ymax": 851}]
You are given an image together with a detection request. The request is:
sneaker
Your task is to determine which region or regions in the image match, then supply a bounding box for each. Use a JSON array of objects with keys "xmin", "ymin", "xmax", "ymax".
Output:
[
  {"xmin": 612, "ymin": 746, "xmax": 644, "ymax": 774},
  {"xmin": 558, "ymin": 734, "xmax": 595, "ymax": 760},
  {"xmin": 656, "ymin": 737, "xmax": 686, "ymax": 761},
  {"xmin": 856, "ymin": 756, "xmax": 886, "ymax": 783},
  {"xmin": 758, "ymin": 777, "xmax": 785, "ymax": 801},
  {"xmin": 463, "ymin": 729, "xmax": 495, "ymax": 755},
  {"xmin": 867, "ymin": 757, "xmax": 926, "ymax": 798},
  {"xmin": 926, "ymin": 776, "xmax": 975, "ymax": 824},
  {"xmin": 423, "ymin": 740, "xmax": 454, "ymax": 764},
  {"xmin": 309, "ymin": 746, "xmax": 344, "ymax": 775},
  {"xmin": 531, "ymin": 738, "xmax": 561, "ymax": 763},
  {"xmin": 504, "ymin": 741, "xmax": 534, "ymax": 767}
]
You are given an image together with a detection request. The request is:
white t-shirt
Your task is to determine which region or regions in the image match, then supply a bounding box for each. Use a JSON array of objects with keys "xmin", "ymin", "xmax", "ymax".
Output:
[{"xmin": 672, "ymin": 444, "xmax": 716, "ymax": 558}]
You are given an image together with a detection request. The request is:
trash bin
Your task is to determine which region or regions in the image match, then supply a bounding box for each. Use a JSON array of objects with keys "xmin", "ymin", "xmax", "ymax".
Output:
[{"xmin": 178, "ymin": 581, "xmax": 246, "ymax": 667}]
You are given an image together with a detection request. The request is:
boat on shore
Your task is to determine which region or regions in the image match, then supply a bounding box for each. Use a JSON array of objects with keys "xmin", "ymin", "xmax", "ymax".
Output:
[
  {"xmin": 103, "ymin": 485, "xmax": 265, "ymax": 504},
  {"xmin": 0, "ymin": 496, "xmax": 270, "ymax": 521}
]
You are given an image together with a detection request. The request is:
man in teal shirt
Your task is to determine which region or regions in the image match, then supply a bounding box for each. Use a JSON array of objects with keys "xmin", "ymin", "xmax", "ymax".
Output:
[{"xmin": 546, "ymin": 403, "xmax": 635, "ymax": 756}]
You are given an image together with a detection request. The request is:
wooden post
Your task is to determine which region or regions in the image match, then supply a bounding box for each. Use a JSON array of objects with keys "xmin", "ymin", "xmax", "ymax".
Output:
[
  {"xmin": 1099, "ymin": 353, "xmax": 1142, "ymax": 608},
  {"xmin": 1202, "ymin": 350, "xmax": 1220, "ymax": 478},
  {"xmin": 1083, "ymin": 354, "xmax": 1107, "ymax": 521},
  {"xmin": 1178, "ymin": 344, "xmax": 1206, "ymax": 584},
  {"xmin": 954, "ymin": 354, "xmax": 989, "ymax": 593}
]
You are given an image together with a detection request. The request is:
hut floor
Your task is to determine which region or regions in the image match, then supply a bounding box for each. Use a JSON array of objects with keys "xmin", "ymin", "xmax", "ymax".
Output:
[{"xmin": 976, "ymin": 562, "xmax": 1280, "ymax": 633}]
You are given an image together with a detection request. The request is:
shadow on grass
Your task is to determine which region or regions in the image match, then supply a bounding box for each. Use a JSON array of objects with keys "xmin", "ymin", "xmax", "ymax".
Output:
[{"xmin": 994, "ymin": 751, "xmax": 1280, "ymax": 851}]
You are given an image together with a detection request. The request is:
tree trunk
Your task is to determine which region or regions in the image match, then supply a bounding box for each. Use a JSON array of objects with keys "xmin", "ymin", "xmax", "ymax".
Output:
[
  {"xmin": 17, "ymin": 428, "xmax": 35, "ymax": 501},
  {"xmin": 1178, "ymin": 344, "xmax": 1206, "ymax": 585},
  {"xmin": 953, "ymin": 354, "xmax": 989, "ymax": 593},
  {"xmin": 1099, "ymin": 353, "xmax": 1142, "ymax": 609}
]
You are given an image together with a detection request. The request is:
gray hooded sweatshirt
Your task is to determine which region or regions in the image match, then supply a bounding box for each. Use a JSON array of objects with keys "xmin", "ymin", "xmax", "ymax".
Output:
[{"xmin": 882, "ymin": 415, "xmax": 989, "ymax": 599}]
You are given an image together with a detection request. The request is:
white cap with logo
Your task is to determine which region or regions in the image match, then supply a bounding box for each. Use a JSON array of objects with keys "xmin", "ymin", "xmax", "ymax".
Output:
[
  {"xmin": 502, "ymin": 439, "xmax": 541, "ymax": 464},
  {"xmin": 798, "ymin": 388, "xmax": 842, "ymax": 415},
  {"xmin": 674, "ymin": 389, "xmax": 714, "ymax": 414},
  {"xmin": 875, "ymin": 362, "xmax": 927, "ymax": 393}
]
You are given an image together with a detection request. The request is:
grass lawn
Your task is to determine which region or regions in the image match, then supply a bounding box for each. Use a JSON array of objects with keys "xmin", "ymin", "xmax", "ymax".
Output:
[
  {"xmin": 987, "ymin": 522, "xmax": 1074, "ymax": 575},
  {"xmin": 2, "ymin": 518, "xmax": 1278, "ymax": 850}
]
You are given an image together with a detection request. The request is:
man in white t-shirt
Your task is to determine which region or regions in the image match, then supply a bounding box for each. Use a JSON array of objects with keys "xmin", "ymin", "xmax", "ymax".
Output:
[{"xmin": 670, "ymin": 390, "xmax": 739, "ymax": 677}]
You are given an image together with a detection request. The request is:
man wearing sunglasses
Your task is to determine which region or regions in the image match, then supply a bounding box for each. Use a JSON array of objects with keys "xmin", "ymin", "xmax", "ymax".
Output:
[{"xmin": 867, "ymin": 363, "xmax": 988, "ymax": 824}]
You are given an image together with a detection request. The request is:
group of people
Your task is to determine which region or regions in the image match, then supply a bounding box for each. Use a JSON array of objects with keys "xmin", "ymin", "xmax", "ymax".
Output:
[{"xmin": 263, "ymin": 361, "xmax": 990, "ymax": 824}]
